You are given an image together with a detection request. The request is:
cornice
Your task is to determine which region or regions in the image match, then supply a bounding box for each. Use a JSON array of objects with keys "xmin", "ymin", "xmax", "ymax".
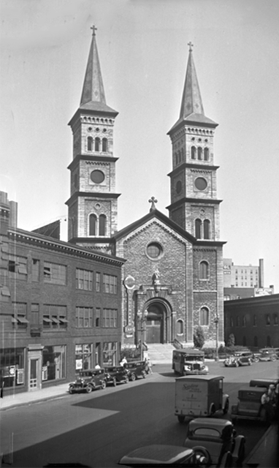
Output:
[
  {"xmin": 67, "ymin": 154, "xmax": 118, "ymax": 171},
  {"xmin": 168, "ymin": 162, "xmax": 219, "ymax": 177},
  {"xmin": 66, "ymin": 191, "xmax": 121, "ymax": 206}
]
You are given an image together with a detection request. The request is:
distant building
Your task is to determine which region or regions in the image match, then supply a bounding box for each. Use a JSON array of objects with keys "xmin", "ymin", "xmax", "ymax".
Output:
[
  {"xmin": 223, "ymin": 258, "xmax": 274, "ymax": 300},
  {"xmin": 224, "ymin": 294, "xmax": 279, "ymax": 349},
  {"xmin": 0, "ymin": 191, "xmax": 124, "ymax": 396}
]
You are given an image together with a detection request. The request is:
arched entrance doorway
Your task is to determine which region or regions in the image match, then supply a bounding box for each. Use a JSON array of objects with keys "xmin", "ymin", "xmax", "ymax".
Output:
[{"xmin": 145, "ymin": 301, "xmax": 170, "ymax": 344}]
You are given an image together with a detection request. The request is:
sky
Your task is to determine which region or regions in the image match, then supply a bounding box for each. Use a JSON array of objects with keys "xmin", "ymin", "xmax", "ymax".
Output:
[{"xmin": 0, "ymin": 0, "xmax": 278, "ymax": 292}]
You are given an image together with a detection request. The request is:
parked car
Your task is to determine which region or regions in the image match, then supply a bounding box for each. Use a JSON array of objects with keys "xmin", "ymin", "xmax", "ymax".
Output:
[
  {"xmin": 104, "ymin": 366, "xmax": 129, "ymax": 386},
  {"xmin": 124, "ymin": 361, "xmax": 146, "ymax": 381},
  {"xmin": 249, "ymin": 378, "xmax": 279, "ymax": 388},
  {"xmin": 231, "ymin": 385, "xmax": 268, "ymax": 422},
  {"xmin": 119, "ymin": 445, "xmax": 207, "ymax": 466},
  {"xmin": 224, "ymin": 356, "xmax": 240, "ymax": 367},
  {"xmin": 233, "ymin": 351, "xmax": 253, "ymax": 366},
  {"xmin": 68, "ymin": 368, "xmax": 107, "ymax": 394},
  {"xmin": 258, "ymin": 348, "xmax": 277, "ymax": 361},
  {"xmin": 184, "ymin": 418, "xmax": 245, "ymax": 467}
]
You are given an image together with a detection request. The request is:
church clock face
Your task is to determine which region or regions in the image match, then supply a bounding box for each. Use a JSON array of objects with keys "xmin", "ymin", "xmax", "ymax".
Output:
[{"xmin": 195, "ymin": 177, "xmax": 207, "ymax": 190}]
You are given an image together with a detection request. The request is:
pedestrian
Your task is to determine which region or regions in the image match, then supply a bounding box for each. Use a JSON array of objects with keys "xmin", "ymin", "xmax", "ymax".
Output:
[
  {"xmin": 120, "ymin": 356, "xmax": 127, "ymax": 366},
  {"xmin": 95, "ymin": 363, "xmax": 101, "ymax": 369},
  {"xmin": 261, "ymin": 384, "xmax": 276, "ymax": 423}
]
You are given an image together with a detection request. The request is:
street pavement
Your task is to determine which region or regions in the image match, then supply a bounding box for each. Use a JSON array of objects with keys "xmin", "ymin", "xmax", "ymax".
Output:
[{"xmin": 0, "ymin": 363, "xmax": 278, "ymax": 467}]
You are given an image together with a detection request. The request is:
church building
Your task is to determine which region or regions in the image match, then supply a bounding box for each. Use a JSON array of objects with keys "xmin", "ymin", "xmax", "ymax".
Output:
[{"xmin": 66, "ymin": 29, "xmax": 226, "ymax": 348}]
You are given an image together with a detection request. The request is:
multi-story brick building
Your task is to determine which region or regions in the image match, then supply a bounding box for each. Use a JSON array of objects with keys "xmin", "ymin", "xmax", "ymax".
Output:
[
  {"xmin": 0, "ymin": 191, "xmax": 124, "ymax": 395},
  {"xmin": 67, "ymin": 30, "xmax": 226, "ymax": 348}
]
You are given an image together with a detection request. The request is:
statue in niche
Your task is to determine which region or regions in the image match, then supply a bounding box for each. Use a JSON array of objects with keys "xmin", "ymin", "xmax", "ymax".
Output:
[{"xmin": 152, "ymin": 269, "xmax": 160, "ymax": 285}]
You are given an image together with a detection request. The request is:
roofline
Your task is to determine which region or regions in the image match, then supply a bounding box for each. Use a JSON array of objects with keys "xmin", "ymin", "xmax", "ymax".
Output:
[
  {"xmin": 68, "ymin": 107, "xmax": 118, "ymax": 127},
  {"xmin": 168, "ymin": 117, "xmax": 218, "ymax": 136},
  {"xmin": 224, "ymin": 293, "xmax": 279, "ymax": 307},
  {"xmin": 8, "ymin": 228, "xmax": 125, "ymax": 266},
  {"xmin": 66, "ymin": 191, "xmax": 121, "ymax": 206}
]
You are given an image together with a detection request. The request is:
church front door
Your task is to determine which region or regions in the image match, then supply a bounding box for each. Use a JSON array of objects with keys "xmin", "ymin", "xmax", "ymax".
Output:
[{"xmin": 145, "ymin": 304, "xmax": 165, "ymax": 344}]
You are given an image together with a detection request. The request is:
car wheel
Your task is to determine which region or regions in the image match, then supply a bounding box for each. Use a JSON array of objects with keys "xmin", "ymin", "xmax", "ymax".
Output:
[
  {"xmin": 209, "ymin": 403, "xmax": 216, "ymax": 416},
  {"xmin": 113, "ymin": 377, "xmax": 117, "ymax": 387},
  {"xmin": 101, "ymin": 380, "xmax": 106, "ymax": 389},
  {"xmin": 86, "ymin": 385, "xmax": 93, "ymax": 393},
  {"xmin": 224, "ymin": 398, "xmax": 229, "ymax": 414},
  {"xmin": 131, "ymin": 373, "xmax": 136, "ymax": 382},
  {"xmin": 142, "ymin": 371, "xmax": 146, "ymax": 379},
  {"xmin": 177, "ymin": 415, "xmax": 185, "ymax": 424},
  {"xmin": 69, "ymin": 387, "xmax": 73, "ymax": 395},
  {"xmin": 219, "ymin": 451, "xmax": 233, "ymax": 468},
  {"xmin": 125, "ymin": 376, "xmax": 129, "ymax": 384},
  {"xmin": 237, "ymin": 441, "xmax": 245, "ymax": 465},
  {"xmin": 192, "ymin": 446, "xmax": 211, "ymax": 465}
]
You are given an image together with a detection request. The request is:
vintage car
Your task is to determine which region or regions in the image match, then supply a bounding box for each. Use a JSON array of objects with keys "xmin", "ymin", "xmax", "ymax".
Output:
[
  {"xmin": 104, "ymin": 366, "xmax": 129, "ymax": 386},
  {"xmin": 68, "ymin": 368, "xmax": 107, "ymax": 394},
  {"xmin": 118, "ymin": 445, "xmax": 207, "ymax": 466},
  {"xmin": 233, "ymin": 351, "xmax": 253, "ymax": 366},
  {"xmin": 124, "ymin": 361, "xmax": 146, "ymax": 381},
  {"xmin": 249, "ymin": 378, "xmax": 279, "ymax": 388},
  {"xmin": 184, "ymin": 418, "xmax": 245, "ymax": 467},
  {"xmin": 224, "ymin": 356, "xmax": 240, "ymax": 367},
  {"xmin": 258, "ymin": 348, "xmax": 277, "ymax": 362},
  {"xmin": 231, "ymin": 385, "xmax": 268, "ymax": 422}
]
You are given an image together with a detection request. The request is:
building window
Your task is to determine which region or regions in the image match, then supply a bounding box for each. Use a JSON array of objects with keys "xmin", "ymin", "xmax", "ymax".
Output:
[
  {"xmin": 230, "ymin": 317, "xmax": 233, "ymax": 327},
  {"xmin": 204, "ymin": 219, "xmax": 210, "ymax": 239},
  {"xmin": 147, "ymin": 242, "xmax": 162, "ymax": 259},
  {"xmin": 199, "ymin": 261, "xmax": 209, "ymax": 280},
  {"xmin": 200, "ymin": 307, "xmax": 209, "ymax": 326},
  {"xmin": 8, "ymin": 255, "xmax": 28, "ymax": 279},
  {"xmin": 32, "ymin": 259, "xmax": 39, "ymax": 282},
  {"xmin": 274, "ymin": 314, "xmax": 278, "ymax": 325},
  {"xmin": 102, "ymin": 138, "xmax": 108, "ymax": 152},
  {"xmin": 103, "ymin": 309, "xmax": 118, "ymax": 328},
  {"xmin": 87, "ymin": 136, "xmax": 93, "ymax": 151},
  {"xmin": 76, "ymin": 269, "xmax": 93, "ymax": 291},
  {"xmin": 195, "ymin": 219, "xmax": 202, "ymax": 239},
  {"xmin": 103, "ymin": 342, "xmax": 117, "ymax": 366},
  {"xmin": 198, "ymin": 147, "xmax": 202, "ymax": 160},
  {"xmin": 89, "ymin": 214, "xmax": 97, "ymax": 236},
  {"xmin": 236, "ymin": 316, "xmax": 240, "ymax": 327},
  {"xmin": 204, "ymin": 147, "xmax": 209, "ymax": 161},
  {"xmin": 253, "ymin": 315, "xmax": 257, "ymax": 326},
  {"xmin": 176, "ymin": 319, "xmax": 183, "ymax": 335},
  {"xmin": 43, "ymin": 262, "xmax": 66, "ymax": 285},
  {"xmin": 31, "ymin": 303, "xmax": 39, "ymax": 328},
  {"xmin": 75, "ymin": 344, "xmax": 93, "ymax": 371},
  {"xmin": 0, "ymin": 347, "xmax": 25, "ymax": 388},
  {"xmin": 242, "ymin": 316, "xmax": 246, "ymax": 327},
  {"xmin": 42, "ymin": 345, "xmax": 66, "ymax": 381},
  {"xmin": 95, "ymin": 308, "xmax": 101, "ymax": 327},
  {"xmin": 103, "ymin": 274, "xmax": 117, "ymax": 294},
  {"xmin": 95, "ymin": 137, "xmax": 100, "ymax": 151},
  {"xmin": 99, "ymin": 214, "xmax": 106, "ymax": 236},
  {"xmin": 191, "ymin": 146, "xmax": 196, "ymax": 159},
  {"xmin": 75, "ymin": 307, "xmax": 93, "ymax": 328},
  {"xmin": 12, "ymin": 302, "xmax": 29, "ymax": 329},
  {"xmin": 43, "ymin": 305, "xmax": 68, "ymax": 329}
]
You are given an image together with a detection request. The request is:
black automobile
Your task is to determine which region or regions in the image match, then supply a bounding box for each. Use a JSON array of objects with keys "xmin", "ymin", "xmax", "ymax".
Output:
[
  {"xmin": 104, "ymin": 366, "xmax": 129, "ymax": 386},
  {"xmin": 233, "ymin": 351, "xmax": 253, "ymax": 366},
  {"xmin": 68, "ymin": 368, "xmax": 107, "ymax": 394},
  {"xmin": 124, "ymin": 361, "xmax": 146, "ymax": 381}
]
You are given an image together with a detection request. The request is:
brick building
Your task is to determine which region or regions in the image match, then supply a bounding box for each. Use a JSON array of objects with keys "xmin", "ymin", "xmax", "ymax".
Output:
[
  {"xmin": 224, "ymin": 294, "xmax": 279, "ymax": 349},
  {"xmin": 67, "ymin": 30, "xmax": 226, "ymax": 348},
  {"xmin": 0, "ymin": 191, "xmax": 124, "ymax": 395}
]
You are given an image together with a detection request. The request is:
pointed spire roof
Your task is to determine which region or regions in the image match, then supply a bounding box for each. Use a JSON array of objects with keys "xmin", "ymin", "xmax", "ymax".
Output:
[
  {"xmin": 79, "ymin": 26, "xmax": 117, "ymax": 115},
  {"xmin": 168, "ymin": 43, "xmax": 217, "ymax": 134}
]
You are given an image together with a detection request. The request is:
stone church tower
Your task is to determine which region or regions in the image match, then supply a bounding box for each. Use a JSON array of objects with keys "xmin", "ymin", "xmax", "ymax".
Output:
[
  {"xmin": 67, "ymin": 30, "xmax": 225, "ymax": 347},
  {"xmin": 66, "ymin": 26, "xmax": 120, "ymax": 254}
]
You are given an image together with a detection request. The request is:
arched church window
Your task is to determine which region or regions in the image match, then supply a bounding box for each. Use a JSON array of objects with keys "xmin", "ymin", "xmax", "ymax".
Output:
[
  {"xmin": 204, "ymin": 147, "xmax": 209, "ymax": 161},
  {"xmin": 95, "ymin": 137, "xmax": 100, "ymax": 152},
  {"xmin": 195, "ymin": 219, "xmax": 202, "ymax": 239},
  {"xmin": 200, "ymin": 307, "xmax": 209, "ymax": 326},
  {"xmin": 176, "ymin": 319, "xmax": 183, "ymax": 335},
  {"xmin": 198, "ymin": 147, "xmax": 202, "ymax": 160},
  {"xmin": 87, "ymin": 136, "xmax": 93, "ymax": 151},
  {"xmin": 89, "ymin": 214, "xmax": 97, "ymax": 236},
  {"xmin": 204, "ymin": 219, "xmax": 210, "ymax": 239},
  {"xmin": 199, "ymin": 261, "xmax": 209, "ymax": 280},
  {"xmin": 99, "ymin": 214, "xmax": 106, "ymax": 236},
  {"xmin": 191, "ymin": 146, "xmax": 196, "ymax": 159},
  {"xmin": 102, "ymin": 138, "xmax": 108, "ymax": 152}
]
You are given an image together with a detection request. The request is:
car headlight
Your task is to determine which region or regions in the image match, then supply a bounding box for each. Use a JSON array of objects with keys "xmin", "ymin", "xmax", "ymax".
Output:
[{"xmin": 184, "ymin": 366, "xmax": 191, "ymax": 371}]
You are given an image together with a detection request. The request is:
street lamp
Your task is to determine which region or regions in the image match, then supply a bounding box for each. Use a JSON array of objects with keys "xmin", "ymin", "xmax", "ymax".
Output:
[
  {"xmin": 214, "ymin": 315, "xmax": 219, "ymax": 361},
  {"xmin": 137, "ymin": 310, "xmax": 148, "ymax": 360}
]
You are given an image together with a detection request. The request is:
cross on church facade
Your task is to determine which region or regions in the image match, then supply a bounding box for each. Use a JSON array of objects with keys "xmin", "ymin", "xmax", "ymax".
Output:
[
  {"xmin": 149, "ymin": 196, "xmax": 158, "ymax": 212},
  {"xmin": 91, "ymin": 25, "xmax": 97, "ymax": 36}
]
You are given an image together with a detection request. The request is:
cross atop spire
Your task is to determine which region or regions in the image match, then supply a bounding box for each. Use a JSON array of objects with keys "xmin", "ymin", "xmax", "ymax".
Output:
[
  {"xmin": 90, "ymin": 25, "xmax": 97, "ymax": 36},
  {"xmin": 149, "ymin": 196, "xmax": 158, "ymax": 212},
  {"xmin": 187, "ymin": 41, "xmax": 193, "ymax": 52}
]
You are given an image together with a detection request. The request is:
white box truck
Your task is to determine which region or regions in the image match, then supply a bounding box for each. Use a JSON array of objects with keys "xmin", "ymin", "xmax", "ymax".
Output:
[{"xmin": 175, "ymin": 375, "xmax": 229, "ymax": 423}]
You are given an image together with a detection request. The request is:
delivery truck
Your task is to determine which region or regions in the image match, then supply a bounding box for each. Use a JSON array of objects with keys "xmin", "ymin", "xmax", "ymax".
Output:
[{"xmin": 174, "ymin": 375, "xmax": 229, "ymax": 423}]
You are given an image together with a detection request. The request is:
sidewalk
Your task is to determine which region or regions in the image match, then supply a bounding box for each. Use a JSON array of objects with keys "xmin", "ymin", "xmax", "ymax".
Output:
[{"xmin": 0, "ymin": 382, "xmax": 70, "ymax": 411}]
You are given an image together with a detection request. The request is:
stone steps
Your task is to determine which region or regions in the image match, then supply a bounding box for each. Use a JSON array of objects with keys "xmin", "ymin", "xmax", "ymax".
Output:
[{"xmin": 146, "ymin": 343, "xmax": 174, "ymax": 363}]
